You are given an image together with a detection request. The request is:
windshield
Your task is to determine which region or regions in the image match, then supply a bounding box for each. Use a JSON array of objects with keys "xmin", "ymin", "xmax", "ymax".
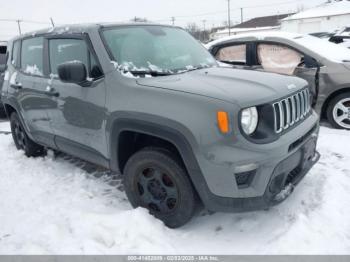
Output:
[
  {"xmin": 102, "ymin": 25, "xmax": 217, "ymax": 76},
  {"xmin": 293, "ymin": 35, "xmax": 350, "ymax": 62}
]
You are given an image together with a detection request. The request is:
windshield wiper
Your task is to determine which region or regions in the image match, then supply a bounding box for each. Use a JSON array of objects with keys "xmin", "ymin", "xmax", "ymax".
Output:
[
  {"xmin": 175, "ymin": 65, "xmax": 214, "ymax": 74},
  {"xmin": 129, "ymin": 70, "xmax": 173, "ymax": 77}
]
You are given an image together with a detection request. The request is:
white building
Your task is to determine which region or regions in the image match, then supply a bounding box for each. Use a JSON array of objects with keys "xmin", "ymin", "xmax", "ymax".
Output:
[{"xmin": 281, "ymin": 0, "xmax": 350, "ymax": 34}]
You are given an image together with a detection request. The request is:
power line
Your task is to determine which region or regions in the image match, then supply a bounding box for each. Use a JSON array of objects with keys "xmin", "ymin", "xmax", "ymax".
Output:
[
  {"xmin": 154, "ymin": 0, "xmax": 305, "ymax": 22},
  {"xmin": 0, "ymin": 18, "xmax": 51, "ymax": 25}
]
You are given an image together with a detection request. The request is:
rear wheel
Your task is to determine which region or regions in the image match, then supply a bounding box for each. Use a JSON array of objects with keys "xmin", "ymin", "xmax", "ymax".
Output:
[
  {"xmin": 123, "ymin": 148, "xmax": 196, "ymax": 228},
  {"xmin": 10, "ymin": 112, "xmax": 46, "ymax": 157},
  {"xmin": 327, "ymin": 92, "xmax": 350, "ymax": 130}
]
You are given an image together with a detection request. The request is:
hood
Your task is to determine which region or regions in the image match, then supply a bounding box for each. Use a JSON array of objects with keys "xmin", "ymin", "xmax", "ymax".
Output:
[{"xmin": 136, "ymin": 67, "xmax": 308, "ymax": 107}]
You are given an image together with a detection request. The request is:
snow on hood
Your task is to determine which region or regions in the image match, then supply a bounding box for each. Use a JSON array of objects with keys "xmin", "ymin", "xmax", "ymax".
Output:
[{"xmin": 293, "ymin": 35, "xmax": 350, "ymax": 63}]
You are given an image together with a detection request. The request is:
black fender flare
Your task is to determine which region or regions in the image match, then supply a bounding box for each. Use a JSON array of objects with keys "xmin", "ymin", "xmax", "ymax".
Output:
[
  {"xmin": 107, "ymin": 111, "xmax": 215, "ymax": 206},
  {"xmin": 2, "ymin": 99, "xmax": 35, "ymax": 141}
]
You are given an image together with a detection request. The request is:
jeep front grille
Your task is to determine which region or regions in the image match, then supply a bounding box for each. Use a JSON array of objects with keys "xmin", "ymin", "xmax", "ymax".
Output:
[{"xmin": 273, "ymin": 89, "xmax": 311, "ymax": 134}]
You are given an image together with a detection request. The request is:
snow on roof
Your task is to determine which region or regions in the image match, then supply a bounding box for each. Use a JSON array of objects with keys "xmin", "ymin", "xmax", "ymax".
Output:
[
  {"xmin": 283, "ymin": 0, "xmax": 350, "ymax": 21},
  {"xmin": 206, "ymin": 31, "xmax": 350, "ymax": 63},
  {"xmin": 206, "ymin": 31, "xmax": 302, "ymax": 49},
  {"xmin": 214, "ymin": 26, "xmax": 279, "ymax": 35}
]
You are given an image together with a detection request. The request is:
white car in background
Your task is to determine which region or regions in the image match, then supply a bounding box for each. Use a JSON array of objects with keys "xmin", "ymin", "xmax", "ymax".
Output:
[{"xmin": 206, "ymin": 32, "xmax": 350, "ymax": 129}]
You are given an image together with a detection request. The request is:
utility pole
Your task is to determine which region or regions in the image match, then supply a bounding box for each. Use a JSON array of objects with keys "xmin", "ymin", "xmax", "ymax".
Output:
[
  {"xmin": 240, "ymin": 8, "xmax": 244, "ymax": 23},
  {"xmin": 16, "ymin": 20, "xmax": 22, "ymax": 35},
  {"xmin": 171, "ymin": 17, "xmax": 175, "ymax": 26},
  {"xmin": 227, "ymin": 0, "xmax": 231, "ymax": 36},
  {"xmin": 202, "ymin": 20, "xmax": 207, "ymax": 42},
  {"xmin": 50, "ymin": 17, "xmax": 55, "ymax": 27}
]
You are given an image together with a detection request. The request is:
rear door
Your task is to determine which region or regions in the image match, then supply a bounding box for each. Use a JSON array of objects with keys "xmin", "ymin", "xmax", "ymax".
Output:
[{"xmin": 9, "ymin": 37, "xmax": 54, "ymax": 146}]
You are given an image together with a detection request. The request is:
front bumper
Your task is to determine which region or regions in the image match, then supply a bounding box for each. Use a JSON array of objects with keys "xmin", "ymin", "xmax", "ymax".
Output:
[
  {"xmin": 202, "ymin": 135, "xmax": 319, "ymax": 212},
  {"xmin": 193, "ymin": 111, "xmax": 320, "ymax": 212}
]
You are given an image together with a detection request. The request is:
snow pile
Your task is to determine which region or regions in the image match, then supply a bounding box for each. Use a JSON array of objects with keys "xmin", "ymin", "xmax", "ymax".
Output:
[
  {"xmin": 0, "ymin": 121, "xmax": 350, "ymax": 254},
  {"xmin": 24, "ymin": 65, "xmax": 43, "ymax": 76},
  {"xmin": 293, "ymin": 35, "xmax": 350, "ymax": 62}
]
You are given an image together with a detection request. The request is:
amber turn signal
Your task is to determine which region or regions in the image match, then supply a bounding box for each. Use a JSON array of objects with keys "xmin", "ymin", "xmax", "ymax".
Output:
[{"xmin": 217, "ymin": 111, "xmax": 230, "ymax": 134}]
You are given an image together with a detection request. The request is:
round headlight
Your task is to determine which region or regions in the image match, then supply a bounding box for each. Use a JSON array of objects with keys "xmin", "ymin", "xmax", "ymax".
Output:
[{"xmin": 241, "ymin": 107, "xmax": 258, "ymax": 135}]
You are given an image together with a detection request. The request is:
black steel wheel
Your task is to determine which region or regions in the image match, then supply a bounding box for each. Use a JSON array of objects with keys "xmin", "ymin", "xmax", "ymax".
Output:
[
  {"xmin": 123, "ymin": 148, "xmax": 197, "ymax": 228},
  {"xmin": 136, "ymin": 166, "xmax": 179, "ymax": 214},
  {"xmin": 10, "ymin": 112, "xmax": 46, "ymax": 157}
]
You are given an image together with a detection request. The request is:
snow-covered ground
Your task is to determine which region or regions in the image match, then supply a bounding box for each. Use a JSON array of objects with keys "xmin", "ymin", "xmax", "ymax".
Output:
[{"xmin": 0, "ymin": 120, "xmax": 350, "ymax": 255}]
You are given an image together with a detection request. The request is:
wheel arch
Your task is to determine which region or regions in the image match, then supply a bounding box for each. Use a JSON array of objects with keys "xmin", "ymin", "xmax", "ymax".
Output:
[
  {"xmin": 3, "ymin": 102, "xmax": 17, "ymax": 118},
  {"xmin": 108, "ymin": 112, "xmax": 199, "ymax": 173},
  {"xmin": 107, "ymin": 112, "xmax": 211, "ymax": 205}
]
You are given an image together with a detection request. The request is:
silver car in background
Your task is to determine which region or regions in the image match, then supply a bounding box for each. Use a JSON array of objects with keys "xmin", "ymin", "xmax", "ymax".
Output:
[{"xmin": 207, "ymin": 32, "xmax": 350, "ymax": 130}]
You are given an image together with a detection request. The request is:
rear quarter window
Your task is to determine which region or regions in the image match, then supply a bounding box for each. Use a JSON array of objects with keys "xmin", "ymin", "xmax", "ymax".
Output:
[
  {"xmin": 0, "ymin": 45, "xmax": 7, "ymax": 65},
  {"xmin": 12, "ymin": 41, "xmax": 21, "ymax": 67},
  {"xmin": 0, "ymin": 45, "xmax": 6, "ymax": 54}
]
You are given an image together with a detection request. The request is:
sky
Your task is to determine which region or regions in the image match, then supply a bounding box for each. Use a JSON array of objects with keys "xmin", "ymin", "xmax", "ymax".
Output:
[{"xmin": 0, "ymin": 0, "xmax": 326, "ymax": 40}]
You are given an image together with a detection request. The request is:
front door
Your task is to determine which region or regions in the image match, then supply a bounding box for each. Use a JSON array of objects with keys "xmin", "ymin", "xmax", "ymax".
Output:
[
  {"xmin": 44, "ymin": 36, "xmax": 108, "ymax": 162},
  {"xmin": 255, "ymin": 42, "xmax": 318, "ymax": 104}
]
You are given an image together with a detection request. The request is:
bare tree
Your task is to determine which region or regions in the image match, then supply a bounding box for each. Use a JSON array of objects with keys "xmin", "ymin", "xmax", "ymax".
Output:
[{"xmin": 185, "ymin": 23, "xmax": 210, "ymax": 43}]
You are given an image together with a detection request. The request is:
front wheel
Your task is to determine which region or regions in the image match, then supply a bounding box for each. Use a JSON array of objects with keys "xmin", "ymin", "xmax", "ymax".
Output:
[
  {"xmin": 327, "ymin": 92, "xmax": 350, "ymax": 130},
  {"xmin": 10, "ymin": 112, "xmax": 46, "ymax": 157},
  {"xmin": 123, "ymin": 148, "xmax": 197, "ymax": 228}
]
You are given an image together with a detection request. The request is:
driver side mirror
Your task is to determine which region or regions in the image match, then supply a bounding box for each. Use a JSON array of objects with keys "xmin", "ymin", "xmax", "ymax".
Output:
[
  {"xmin": 57, "ymin": 61, "xmax": 89, "ymax": 86},
  {"xmin": 304, "ymin": 56, "xmax": 320, "ymax": 68}
]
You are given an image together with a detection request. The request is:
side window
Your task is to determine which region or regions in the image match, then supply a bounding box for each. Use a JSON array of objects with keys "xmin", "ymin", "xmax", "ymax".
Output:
[
  {"xmin": 49, "ymin": 38, "xmax": 102, "ymax": 79},
  {"xmin": 257, "ymin": 43, "xmax": 302, "ymax": 75},
  {"xmin": 0, "ymin": 45, "xmax": 7, "ymax": 66},
  {"xmin": 0, "ymin": 45, "xmax": 6, "ymax": 54},
  {"xmin": 21, "ymin": 37, "xmax": 44, "ymax": 76},
  {"xmin": 215, "ymin": 44, "xmax": 246, "ymax": 64},
  {"xmin": 12, "ymin": 41, "xmax": 21, "ymax": 67}
]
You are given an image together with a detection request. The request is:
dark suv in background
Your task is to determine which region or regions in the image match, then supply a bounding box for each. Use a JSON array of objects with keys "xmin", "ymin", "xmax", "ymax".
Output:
[
  {"xmin": 0, "ymin": 42, "xmax": 7, "ymax": 117},
  {"xmin": 1, "ymin": 24, "xmax": 319, "ymax": 228}
]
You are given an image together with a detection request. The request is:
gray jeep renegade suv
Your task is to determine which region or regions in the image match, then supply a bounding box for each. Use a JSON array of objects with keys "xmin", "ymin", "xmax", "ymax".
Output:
[{"xmin": 1, "ymin": 23, "xmax": 320, "ymax": 228}]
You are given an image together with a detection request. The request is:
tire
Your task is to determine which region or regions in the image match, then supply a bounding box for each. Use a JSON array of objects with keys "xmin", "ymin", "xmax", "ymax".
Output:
[
  {"xmin": 326, "ymin": 92, "xmax": 350, "ymax": 130},
  {"xmin": 123, "ymin": 147, "xmax": 196, "ymax": 228},
  {"xmin": 10, "ymin": 112, "xmax": 46, "ymax": 157}
]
